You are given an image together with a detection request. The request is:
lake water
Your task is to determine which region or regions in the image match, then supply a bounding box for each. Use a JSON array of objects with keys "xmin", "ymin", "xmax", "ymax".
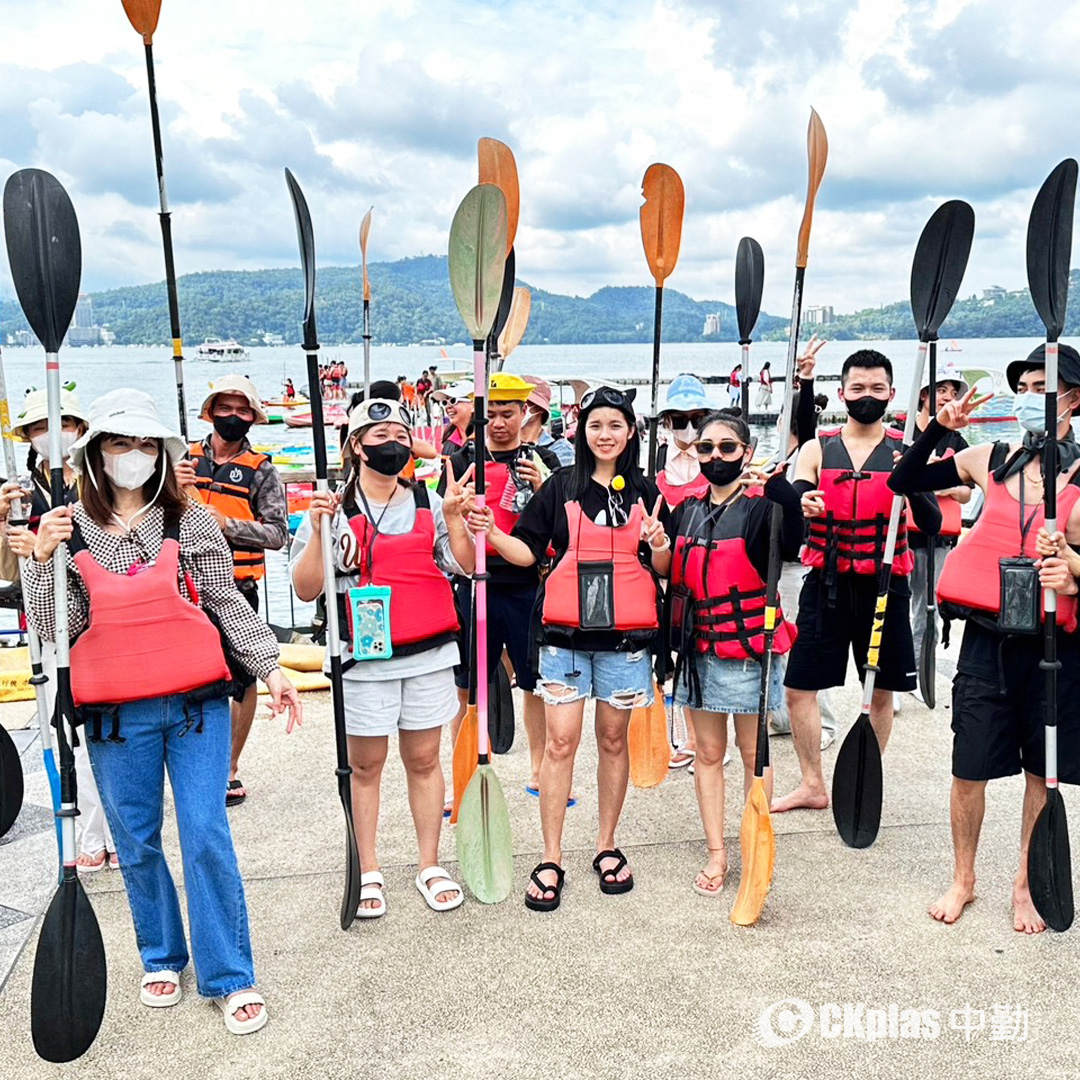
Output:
[{"xmin": 0, "ymin": 336, "xmax": 1045, "ymax": 635}]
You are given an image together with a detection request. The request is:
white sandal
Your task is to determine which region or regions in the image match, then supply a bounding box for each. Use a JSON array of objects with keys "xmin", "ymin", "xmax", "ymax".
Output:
[
  {"xmin": 140, "ymin": 970, "xmax": 182, "ymax": 1008},
  {"xmin": 414, "ymin": 865, "xmax": 464, "ymax": 912},
  {"xmin": 213, "ymin": 990, "xmax": 268, "ymax": 1035},
  {"xmin": 356, "ymin": 870, "xmax": 387, "ymax": 919}
]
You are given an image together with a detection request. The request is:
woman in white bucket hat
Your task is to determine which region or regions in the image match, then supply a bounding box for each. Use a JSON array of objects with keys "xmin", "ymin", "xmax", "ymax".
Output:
[{"xmin": 25, "ymin": 388, "xmax": 302, "ymax": 1036}]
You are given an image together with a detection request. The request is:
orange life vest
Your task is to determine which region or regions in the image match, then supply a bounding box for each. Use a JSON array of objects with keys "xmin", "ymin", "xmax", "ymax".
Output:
[
  {"xmin": 656, "ymin": 470, "xmax": 710, "ymax": 508},
  {"xmin": 69, "ymin": 516, "xmax": 231, "ymax": 706},
  {"xmin": 190, "ymin": 442, "xmax": 271, "ymax": 581},
  {"xmin": 542, "ymin": 502, "xmax": 659, "ymax": 631}
]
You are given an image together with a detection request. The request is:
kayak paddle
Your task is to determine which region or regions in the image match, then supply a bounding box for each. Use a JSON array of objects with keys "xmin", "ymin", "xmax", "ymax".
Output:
[
  {"xmin": 121, "ymin": 0, "xmax": 189, "ymax": 438},
  {"xmin": 285, "ymin": 167, "xmax": 362, "ymax": 930},
  {"xmin": 639, "ymin": 163, "xmax": 685, "ymax": 477},
  {"xmin": 359, "ymin": 205, "xmax": 373, "ymax": 401},
  {"xmin": 450, "ymin": 590, "xmax": 478, "ymax": 824},
  {"xmin": 449, "ymin": 183, "xmax": 514, "ymax": 903},
  {"xmin": 1026, "ymin": 157, "xmax": 1078, "ymax": 933},
  {"xmin": 5, "ymin": 168, "xmax": 107, "ymax": 1062},
  {"xmin": 498, "ymin": 286, "xmax": 531, "ymax": 363},
  {"xmin": 832, "ymin": 198, "xmax": 974, "ymax": 849},
  {"xmin": 489, "ymin": 659, "xmax": 515, "ymax": 756},
  {"xmin": 735, "ymin": 235, "xmax": 765, "ymax": 381},
  {"xmin": 628, "ymin": 684, "xmax": 669, "ymax": 788}
]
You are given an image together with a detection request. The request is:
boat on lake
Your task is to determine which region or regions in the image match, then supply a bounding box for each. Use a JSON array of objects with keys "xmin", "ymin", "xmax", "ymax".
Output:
[{"xmin": 196, "ymin": 337, "xmax": 249, "ymax": 361}]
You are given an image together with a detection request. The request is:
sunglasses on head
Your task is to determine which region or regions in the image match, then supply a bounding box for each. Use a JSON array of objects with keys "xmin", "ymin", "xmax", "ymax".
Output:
[
  {"xmin": 694, "ymin": 439, "xmax": 745, "ymax": 457},
  {"xmin": 580, "ymin": 386, "xmax": 631, "ymax": 412}
]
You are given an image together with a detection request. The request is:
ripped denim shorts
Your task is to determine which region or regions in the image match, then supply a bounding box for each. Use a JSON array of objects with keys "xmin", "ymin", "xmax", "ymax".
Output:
[{"xmin": 536, "ymin": 645, "xmax": 654, "ymax": 709}]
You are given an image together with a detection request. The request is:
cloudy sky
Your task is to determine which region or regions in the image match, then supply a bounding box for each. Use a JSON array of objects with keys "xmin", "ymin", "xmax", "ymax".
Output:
[{"xmin": 2, "ymin": 0, "xmax": 1080, "ymax": 319}]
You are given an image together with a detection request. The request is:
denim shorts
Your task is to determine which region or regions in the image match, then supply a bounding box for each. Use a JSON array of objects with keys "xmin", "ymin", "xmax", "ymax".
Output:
[
  {"xmin": 673, "ymin": 649, "xmax": 785, "ymax": 716},
  {"xmin": 536, "ymin": 645, "xmax": 654, "ymax": 708}
]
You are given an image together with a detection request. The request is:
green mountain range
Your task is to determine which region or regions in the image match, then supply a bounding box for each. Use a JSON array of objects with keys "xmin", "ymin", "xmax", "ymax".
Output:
[{"xmin": 2, "ymin": 255, "xmax": 1077, "ymax": 347}]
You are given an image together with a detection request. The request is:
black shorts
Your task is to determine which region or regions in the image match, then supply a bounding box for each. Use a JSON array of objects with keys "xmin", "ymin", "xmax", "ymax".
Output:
[
  {"xmin": 783, "ymin": 568, "xmax": 916, "ymax": 692},
  {"xmin": 951, "ymin": 621, "xmax": 1080, "ymax": 783},
  {"xmin": 454, "ymin": 579, "xmax": 538, "ymax": 692}
]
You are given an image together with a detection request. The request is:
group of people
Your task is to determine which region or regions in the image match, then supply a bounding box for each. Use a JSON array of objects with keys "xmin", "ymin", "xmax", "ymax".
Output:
[{"xmin": 318, "ymin": 359, "xmax": 349, "ymax": 400}]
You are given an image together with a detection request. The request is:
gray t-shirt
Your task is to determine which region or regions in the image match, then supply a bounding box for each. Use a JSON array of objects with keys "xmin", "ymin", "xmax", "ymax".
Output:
[{"xmin": 290, "ymin": 484, "xmax": 464, "ymax": 681}]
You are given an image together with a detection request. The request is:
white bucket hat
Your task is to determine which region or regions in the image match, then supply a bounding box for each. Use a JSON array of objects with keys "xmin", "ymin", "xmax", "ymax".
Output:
[
  {"xmin": 11, "ymin": 387, "xmax": 88, "ymax": 440},
  {"xmin": 199, "ymin": 375, "xmax": 268, "ymax": 426},
  {"xmin": 68, "ymin": 389, "xmax": 189, "ymax": 474}
]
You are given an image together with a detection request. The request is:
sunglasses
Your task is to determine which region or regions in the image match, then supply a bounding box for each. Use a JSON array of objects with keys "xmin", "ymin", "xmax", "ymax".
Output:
[
  {"xmin": 694, "ymin": 439, "xmax": 745, "ymax": 457},
  {"xmin": 580, "ymin": 386, "xmax": 631, "ymax": 411},
  {"xmin": 664, "ymin": 412, "xmax": 704, "ymax": 428}
]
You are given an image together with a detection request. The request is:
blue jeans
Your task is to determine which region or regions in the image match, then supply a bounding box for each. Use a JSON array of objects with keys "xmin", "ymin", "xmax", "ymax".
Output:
[
  {"xmin": 87, "ymin": 694, "xmax": 254, "ymax": 998},
  {"xmin": 537, "ymin": 645, "xmax": 654, "ymax": 708}
]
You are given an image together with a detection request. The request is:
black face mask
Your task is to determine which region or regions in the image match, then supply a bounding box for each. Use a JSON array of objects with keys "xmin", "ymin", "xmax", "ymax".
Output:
[
  {"xmin": 213, "ymin": 414, "xmax": 254, "ymax": 442},
  {"xmin": 845, "ymin": 396, "xmax": 889, "ymax": 425},
  {"xmin": 701, "ymin": 458, "xmax": 745, "ymax": 486},
  {"xmin": 361, "ymin": 440, "xmax": 411, "ymax": 476}
]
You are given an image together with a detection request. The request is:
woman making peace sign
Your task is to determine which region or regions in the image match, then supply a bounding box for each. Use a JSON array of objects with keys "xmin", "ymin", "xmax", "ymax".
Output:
[{"xmin": 470, "ymin": 386, "xmax": 670, "ymax": 912}]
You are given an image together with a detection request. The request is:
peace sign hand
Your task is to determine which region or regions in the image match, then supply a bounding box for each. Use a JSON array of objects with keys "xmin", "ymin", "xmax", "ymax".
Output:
[
  {"xmin": 797, "ymin": 334, "xmax": 827, "ymax": 379},
  {"xmin": 442, "ymin": 463, "xmax": 475, "ymax": 520},
  {"xmin": 937, "ymin": 384, "xmax": 993, "ymax": 431},
  {"xmin": 638, "ymin": 494, "xmax": 668, "ymax": 550}
]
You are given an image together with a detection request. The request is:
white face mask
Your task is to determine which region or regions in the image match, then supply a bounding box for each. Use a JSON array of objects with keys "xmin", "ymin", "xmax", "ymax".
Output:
[
  {"xmin": 30, "ymin": 430, "xmax": 78, "ymax": 462},
  {"xmin": 102, "ymin": 448, "xmax": 159, "ymax": 490}
]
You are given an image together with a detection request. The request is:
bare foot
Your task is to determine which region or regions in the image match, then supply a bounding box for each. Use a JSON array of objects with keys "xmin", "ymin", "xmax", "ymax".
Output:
[
  {"xmin": 228, "ymin": 988, "xmax": 263, "ymax": 1023},
  {"xmin": 1012, "ymin": 884, "xmax": 1046, "ymax": 934},
  {"xmin": 770, "ymin": 784, "xmax": 829, "ymax": 813},
  {"xmin": 423, "ymin": 875, "xmax": 462, "ymax": 906},
  {"xmin": 527, "ymin": 865, "xmax": 561, "ymax": 901},
  {"xmin": 144, "ymin": 981, "xmax": 179, "ymax": 1000},
  {"xmin": 928, "ymin": 881, "xmax": 976, "ymax": 924},
  {"xmin": 359, "ymin": 878, "xmax": 383, "ymax": 912},
  {"xmin": 595, "ymin": 852, "xmax": 633, "ymax": 887},
  {"xmin": 693, "ymin": 848, "xmax": 727, "ymax": 895}
]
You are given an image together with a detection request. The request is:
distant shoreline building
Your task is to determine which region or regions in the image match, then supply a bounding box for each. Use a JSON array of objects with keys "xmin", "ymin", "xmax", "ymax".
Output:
[
  {"xmin": 66, "ymin": 294, "xmax": 115, "ymax": 347},
  {"xmin": 702, "ymin": 313, "xmax": 721, "ymax": 336},
  {"xmin": 804, "ymin": 304, "xmax": 834, "ymax": 326}
]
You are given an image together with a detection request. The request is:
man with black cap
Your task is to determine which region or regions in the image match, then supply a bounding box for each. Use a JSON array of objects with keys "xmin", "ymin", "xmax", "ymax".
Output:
[{"xmin": 890, "ymin": 343, "xmax": 1080, "ymax": 933}]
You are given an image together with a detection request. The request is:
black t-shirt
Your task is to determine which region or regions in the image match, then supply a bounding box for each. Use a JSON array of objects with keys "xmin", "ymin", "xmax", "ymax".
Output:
[{"xmin": 513, "ymin": 469, "xmax": 670, "ymax": 651}]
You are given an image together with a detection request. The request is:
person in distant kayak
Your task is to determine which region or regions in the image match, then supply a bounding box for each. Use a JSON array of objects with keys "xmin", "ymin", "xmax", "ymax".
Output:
[
  {"xmin": 283, "ymin": 379, "xmax": 296, "ymax": 401},
  {"xmin": 27, "ymin": 388, "xmax": 301, "ymax": 1035},
  {"xmin": 175, "ymin": 375, "xmax": 288, "ymax": 809}
]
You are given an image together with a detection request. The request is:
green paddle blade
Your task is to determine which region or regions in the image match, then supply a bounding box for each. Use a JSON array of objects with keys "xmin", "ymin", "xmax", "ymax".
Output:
[
  {"xmin": 456, "ymin": 763, "xmax": 513, "ymax": 904},
  {"xmin": 832, "ymin": 712, "xmax": 883, "ymax": 849},
  {"xmin": 1028, "ymin": 787, "xmax": 1074, "ymax": 932},
  {"xmin": 31, "ymin": 878, "xmax": 107, "ymax": 1062},
  {"xmin": 448, "ymin": 184, "xmax": 508, "ymax": 342},
  {"xmin": 0, "ymin": 723, "xmax": 24, "ymax": 838}
]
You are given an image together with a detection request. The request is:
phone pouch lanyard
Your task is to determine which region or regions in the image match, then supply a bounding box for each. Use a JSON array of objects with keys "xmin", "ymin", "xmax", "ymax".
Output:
[
  {"xmin": 668, "ymin": 582, "xmax": 693, "ymax": 653},
  {"xmin": 578, "ymin": 561, "xmax": 615, "ymax": 630},
  {"xmin": 348, "ymin": 584, "xmax": 394, "ymax": 660},
  {"xmin": 998, "ymin": 474, "xmax": 1042, "ymax": 635}
]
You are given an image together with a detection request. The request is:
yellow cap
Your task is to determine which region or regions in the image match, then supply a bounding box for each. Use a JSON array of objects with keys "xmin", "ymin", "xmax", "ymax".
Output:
[{"xmin": 488, "ymin": 373, "xmax": 535, "ymax": 402}]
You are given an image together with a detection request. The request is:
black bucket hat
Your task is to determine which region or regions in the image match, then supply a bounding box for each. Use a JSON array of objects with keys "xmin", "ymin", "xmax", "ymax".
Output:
[{"xmin": 1006, "ymin": 343, "xmax": 1080, "ymax": 392}]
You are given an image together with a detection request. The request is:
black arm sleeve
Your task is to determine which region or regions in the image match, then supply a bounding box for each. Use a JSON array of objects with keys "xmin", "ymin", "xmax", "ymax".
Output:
[
  {"xmin": 908, "ymin": 490, "xmax": 943, "ymax": 536},
  {"xmin": 763, "ymin": 475, "xmax": 807, "ymax": 560},
  {"xmin": 792, "ymin": 479, "xmax": 816, "ymax": 497},
  {"xmin": 795, "ymin": 377, "xmax": 816, "ymax": 446},
  {"xmin": 887, "ymin": 419, "xmax": 963, "ymax": 494}
]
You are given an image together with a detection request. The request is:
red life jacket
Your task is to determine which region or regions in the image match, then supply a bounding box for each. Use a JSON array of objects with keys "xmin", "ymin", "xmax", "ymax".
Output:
[
  {"xmin": 671, "ymin": 491, "xmax": 796, "ymax": 660},
  {"xmin": 342, "ymin": 484, "xmax": 459, "ymax": 654},
  {"xmin": 905, "ymin": 444, "xmax": 963, "ymax": 538},
  {"xmin": 802, "ymin": 427, "xmax": 914, "ymax": 576},
  {"xmin": 937, "ymin": 458, "xmax": 1080, "ymax": 633},
  {"xmin": 69, "ymin": 516, "xmax": 231, "ymax": 706},
  {"xmin": 542, "ymin": 502, "xmax": 659, "ymax": 631},
  {"xmin": 656, "ymin": 469, "xmax": 710, "ymax": 508}
]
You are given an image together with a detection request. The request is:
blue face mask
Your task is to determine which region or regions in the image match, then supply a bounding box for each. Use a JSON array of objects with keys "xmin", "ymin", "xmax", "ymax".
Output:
[{"xmin": 1012, "ymin": 391, "xmax": 1074, "ymax": 435}]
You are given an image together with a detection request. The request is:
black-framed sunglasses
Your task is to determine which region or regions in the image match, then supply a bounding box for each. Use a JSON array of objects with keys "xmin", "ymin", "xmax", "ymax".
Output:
[
  {"xmin": 664, "ymin": 412, "xmax": 705, "ymax": 428},
  {"xmin": 694, "ymin": 439, "xmax": 745, "ymax": 457},
  {"xmin": 580, "ymin": 386, "xmax": 630, "ymax": 411}
]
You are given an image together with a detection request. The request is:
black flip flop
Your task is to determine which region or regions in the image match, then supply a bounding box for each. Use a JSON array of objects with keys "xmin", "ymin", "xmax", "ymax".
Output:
[
  {"xmin": 592, "ymin": 849, "xmax": 634, "ymax": 895},
  {"xmin": 226, "ymin": 780, "xmax": 247, "ymax": 808},
  {"xmin": 524, "ymin": 861, "xmax": 565, "ymax": 912}
]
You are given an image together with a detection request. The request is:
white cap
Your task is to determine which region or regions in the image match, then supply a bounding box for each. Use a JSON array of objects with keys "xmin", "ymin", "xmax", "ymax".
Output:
[{"xmin": 68, "ymin": 389, "xmax": 189, "ymax": 473}]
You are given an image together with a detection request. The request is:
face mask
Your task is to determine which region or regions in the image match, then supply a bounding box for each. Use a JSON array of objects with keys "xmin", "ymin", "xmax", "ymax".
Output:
[
  {"xmin": 103, "ymin": 448, "xmax": 159, "ymax": 490},
  {"xmin": 29, "ymin": 431, "xmax": 78, "ymax": 461},
  {"xmin": 361, "ymin": 440, "xmax": 411, "ymax": 476},
  {"xmin": 213, "ymin": 414, "xmax": 254, "ymax": 442},
  {"xmin": 1011, "ymin": 391, "xmax": 1076, "ymax": 435},
  {"xmin": 674, "ymin": 423, "xmax": 696, "ymax": 446},
  {"xmin": 701, "ymin": 458, "xmax": 745, "ymax": 486},
  {"xmin": 845, "ymin": 396, "xmax": 889, "ymax": 425}
]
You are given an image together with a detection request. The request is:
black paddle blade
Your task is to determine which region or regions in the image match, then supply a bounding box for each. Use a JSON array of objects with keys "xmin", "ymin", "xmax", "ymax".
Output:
[
  {"xmin": 337, "ymin": 773, "xmax": 362, "ymax": 930},
  {"xmin": 735, "ymin": 236, "xmax": 764, "ymax": 345},
  {"xmin": 918, "ymin": 617, "xmax": 937, "ymax": 709},
  {"xmin": 3, "ymin": 170, "xmax": 82, "ymax": 354},
  {"xmin": 488, "ymin": 662, "xmax": 515, "ymax": 755},
  {"xmin": 0, "ymin": 723, "xmax": 24, "ymax": 838},
  {"xmin": 491, "ymin": 247, "xmax": 516, "ymax": 344},
  {"xmin": 909, "ymin": 200, "xmax": 975, "ymax": 342},
  {"xmin": 284, "ymin": 168, "xmax": 318, "ymax": 353},
  {"xmin": 31, "ymin": 878, "xmax": 106, "ymax": 1062},
  {"xmin": 1029, "ymin": 788, "xmax": 1074, "ymax": 932},
  {"xmin": 1027, "ymin": 159, "xmax": 1078, "ymax": 342},
  {"xmin": 832, "ymin": 713, "xmax": 883, "ymax": 849}
]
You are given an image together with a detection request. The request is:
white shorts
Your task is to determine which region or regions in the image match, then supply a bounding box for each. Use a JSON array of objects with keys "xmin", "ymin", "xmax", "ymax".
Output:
[{"xmin": 343, "ymin": 666, "xmax": 458, "ymax": 738}]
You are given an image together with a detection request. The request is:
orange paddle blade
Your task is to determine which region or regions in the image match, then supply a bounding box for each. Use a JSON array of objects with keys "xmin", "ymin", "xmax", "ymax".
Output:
[
  {"xmin": 450, "ymin": 705, "xmax": 478, "ymax": 823},
  {"xmin": 796, "ymin": 109, "xmax": 829, "ymax": 269},
  {"xmin": 478, "ymin": 138, "xmax": 519, "ymax": 256},
  {"xmin": 639, "ymin": 163, "xmax": 685, "ymax": 287},
  {"xmin": 498, "ymin": 286, "xmax": 531, "ymax": 360},
  {"xmin": 628, "ymin": 683, "xmax": 669, "ymax": 788},
  {"xmin": 729, "ymin": 778, "xmax": 776, "ymax": 926},
  {"xmin": 121, "ymin": 0, "xmax": 162, "ymax": 43},
  {"xmin": 359, "ymin": 206, "xmax": 373, "ymax": 302}
]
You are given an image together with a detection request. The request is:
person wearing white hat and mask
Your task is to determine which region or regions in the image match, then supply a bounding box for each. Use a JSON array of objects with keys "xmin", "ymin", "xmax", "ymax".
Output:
[
  {"xmin": 26, "ymin": 388, "xmax": 301, "ymax": 1034},
  {"xmin": 0, "ymin": 387, "xmax": 119, "ymax": 873},
  {"xmin": 292, "ymin": 398, "xmax": 476, "ymax": 916},
  {"xmin": 174, "ymin": 375, "xmax": 288, "ymax": 808}
]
